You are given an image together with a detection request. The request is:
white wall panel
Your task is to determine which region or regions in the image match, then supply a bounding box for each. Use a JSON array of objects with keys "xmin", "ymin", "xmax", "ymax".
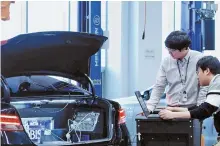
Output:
[
  {"xmin": 27, "ymin": 1, "xmax": 69, "ymax": 33},
  {"xmin": 1, "ymin": 1, "xmax": 26, "ymax": 40}
]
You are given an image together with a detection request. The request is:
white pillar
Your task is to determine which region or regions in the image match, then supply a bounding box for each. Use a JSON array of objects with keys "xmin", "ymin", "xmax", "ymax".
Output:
[
  {"xmin": 128, "ymin": 1, "xmax": 163, "ymax": 95},
  {"xmin": 104, "ymin": 1, "xmax": 163, "ymax": 98},
  {"xmin": 103, "ymin": 1, "xmax": 124, "ymax": 98}
]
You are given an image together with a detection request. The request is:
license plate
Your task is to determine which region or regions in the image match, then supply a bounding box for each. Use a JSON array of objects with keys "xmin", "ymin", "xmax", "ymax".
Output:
[{"xmin": 21, "ymin": 117, "xmax": 54, "ymax": 143}]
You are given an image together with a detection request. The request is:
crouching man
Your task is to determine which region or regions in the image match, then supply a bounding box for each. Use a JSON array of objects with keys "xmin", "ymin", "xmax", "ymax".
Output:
[{"xmin": 159, "ymin": 56, "xmax": 220, "ymax": 145}]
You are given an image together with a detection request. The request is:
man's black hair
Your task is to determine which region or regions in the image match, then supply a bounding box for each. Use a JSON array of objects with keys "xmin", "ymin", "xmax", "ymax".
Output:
[
  {"xmin": 196, "ymin": 56, "xmax": 220, "ymax": 75},
  {"xmin": 165, "ymin": 30, "xmax": 191, "ymax": 51}
]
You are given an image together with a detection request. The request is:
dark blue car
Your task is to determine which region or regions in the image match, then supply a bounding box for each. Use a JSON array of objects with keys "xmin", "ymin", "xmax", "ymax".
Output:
[{"xmin": 1, "ymin": 31, "xmax": 131, "ymax": 146}]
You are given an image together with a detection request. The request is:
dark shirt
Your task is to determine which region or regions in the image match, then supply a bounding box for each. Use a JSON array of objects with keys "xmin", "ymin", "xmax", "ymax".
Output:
[{"xmin": 188, "ymin": 74, "xmax": 220, "ymax": 135}]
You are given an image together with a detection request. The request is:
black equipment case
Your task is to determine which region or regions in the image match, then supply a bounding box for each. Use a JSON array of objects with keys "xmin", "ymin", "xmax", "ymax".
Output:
[{"xmin": 136, "ymin": 115, "xmax": 202, "ymax": 146}]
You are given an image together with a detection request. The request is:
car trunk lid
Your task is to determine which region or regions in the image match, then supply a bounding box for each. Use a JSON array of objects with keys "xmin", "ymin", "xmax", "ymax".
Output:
[{"xmin": 1, "ymin": 31, "xmax": 107, "ymax": 81}]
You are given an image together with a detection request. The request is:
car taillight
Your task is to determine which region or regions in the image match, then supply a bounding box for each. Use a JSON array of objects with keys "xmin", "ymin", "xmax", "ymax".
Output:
[
  {"xmin": 118, "ymin": 109, "xmax": 126, "ymax": 124},
  {"xmin": 0, "ymin": 114, "xmax": 23, "ymax": 131}
]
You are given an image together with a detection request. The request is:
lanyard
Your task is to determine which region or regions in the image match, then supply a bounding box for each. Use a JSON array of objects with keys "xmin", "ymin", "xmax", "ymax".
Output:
[{"xmin": 177, "ymin": 56, "xmax": 190, "ymax": 85}]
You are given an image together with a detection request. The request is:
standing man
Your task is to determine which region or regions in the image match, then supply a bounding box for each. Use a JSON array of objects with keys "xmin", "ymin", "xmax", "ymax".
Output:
[
  {"xmin": 147, "ymin": 30, "xmax": 207, "ymax": 113},
  {"xmin": 159, "ymin": 56, "xmax": 220, "ymax": 145}
]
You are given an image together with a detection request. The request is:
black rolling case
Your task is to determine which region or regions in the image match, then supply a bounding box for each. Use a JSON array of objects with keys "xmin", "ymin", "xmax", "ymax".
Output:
[{"xmin": 136, "ymin": 115, "xmax": 202, "ymax": 146}]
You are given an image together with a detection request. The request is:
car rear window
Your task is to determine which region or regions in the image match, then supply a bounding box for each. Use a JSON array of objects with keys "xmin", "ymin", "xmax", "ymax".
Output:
[{"xmin": 6, "ymin": 75, "xmax": 80, "ymax": 95}]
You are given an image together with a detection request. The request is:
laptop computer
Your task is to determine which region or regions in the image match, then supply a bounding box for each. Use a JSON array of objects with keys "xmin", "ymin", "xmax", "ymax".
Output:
[{"xmin": 135, "ymin": 91, "xmax": 151, "ymax": 118}]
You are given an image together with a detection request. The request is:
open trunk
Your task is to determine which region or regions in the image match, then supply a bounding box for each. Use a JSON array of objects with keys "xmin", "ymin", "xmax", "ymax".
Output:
[{"xmin": 11, "ymin": 96, "xmax": 114, "ymax": 145}]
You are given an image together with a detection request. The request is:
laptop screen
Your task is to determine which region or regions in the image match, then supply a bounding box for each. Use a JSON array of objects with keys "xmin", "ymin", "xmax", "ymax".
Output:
[{"xmin": 135, "ymin": 91, "xmax": 150, "ymax": 118}]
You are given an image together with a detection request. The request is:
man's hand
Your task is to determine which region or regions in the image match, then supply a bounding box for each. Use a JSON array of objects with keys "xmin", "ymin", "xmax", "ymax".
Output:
[
  {"xmin": 159, "ymin": 109, "xmax": 191, "ymax": 119},
  {"xmin": 159, "ymin": 109, "xmax": 175, "ymax": 120}
]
